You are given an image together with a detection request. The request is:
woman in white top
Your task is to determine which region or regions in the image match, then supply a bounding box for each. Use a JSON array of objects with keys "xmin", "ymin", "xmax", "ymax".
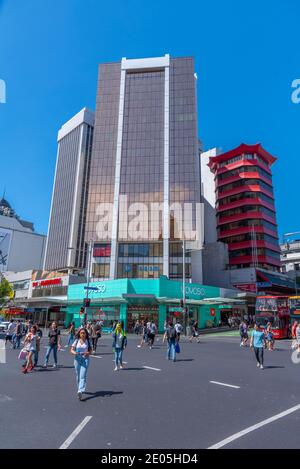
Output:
[
  {"xmin": 22, "ymin": 325, "xmax": 37, "ymax": 374},
  {"xmin": 71, "ymin": 328, "xmax": 91, "ymax": 400}
]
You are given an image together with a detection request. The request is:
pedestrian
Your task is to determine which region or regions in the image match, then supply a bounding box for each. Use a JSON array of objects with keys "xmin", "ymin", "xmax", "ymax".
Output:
[
  {"xmin": 147, "ymin": 321, "xmax": 157, "ymax": 349},
  {"xmin": 292, "ymin": 320, "xmax": 298, "ymax": 340},
  {"xmin": 13, "ymin": 319, "xmax": 22, "ymax": 349},
  {"xmin": 134, "ymin": 320, "xmax": 140, "ymax": 335},
  {"xmin": 34, "ymin": 324, "xmax": 43, "ymax": 366},
  {"xmin": 137, "ymin": 320, "xmax": 148, "ymax": 348},
  {"xmin": 66, "ymin": 322, "xmax": 76, "ymax": 347},
  {"xmin": 250, "ymin": 323, "xmax": 265, "ymax": 370},
  {"xmin": 112, "ymin": 322, "xmax": 127, "ymax": 371},
  {"xmin": 189, "ymin": 321, "xmax": 200, "ymax": 343},
  {"xmin": 22, "ymin": 325, "xmax": 37, "ymax": 374},
  {"xmin": 5, "ymin": 319, "xmax": 16, "ymax": 347},
  {"xmin": 162, "ymin": 320, "xmax": 168, "ymax": 343},
  {"xmin": 70, "ymin": 328, "xmax": 92, "ymax": 400},
  {"xmin": 265, "ymin": 322, "xmax": 275, "ymax": 351},
  {"xmin": 239, "ymin": 321, "xmax": 248, "ymax": 347},
  {"xmin": 166, "ymin": 321, "xmax": 179, "ymax": 362},
  {"xmin": 90, "ymin": 320, "xmax": 100, "ymax": 353},
  {"xmin": 296, "ymin": 323, "xmax": 300, "ymax": 353},
  {"xmin": 43, "ymin": 321, "xmax": 61, "ymax": 368},
  {"xmin": 174, "ymin": 319, "xmax": 183, "ymax": 342}
]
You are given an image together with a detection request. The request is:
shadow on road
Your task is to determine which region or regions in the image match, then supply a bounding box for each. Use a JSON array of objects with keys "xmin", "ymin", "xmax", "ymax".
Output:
[
  {"xmin": 82, "ymin": 391, "xmax": 123, "ymax": 402},
  {"xmin": 263, "ymin": 365, "xmax": 285, "ymax": 369},
  {"xmin": 121, "ymin": 367, "xmax": 144, "ymax": 371},
  {"xmin": 175, "ymin": 359, "xmax": 195, "ymax": 362}
]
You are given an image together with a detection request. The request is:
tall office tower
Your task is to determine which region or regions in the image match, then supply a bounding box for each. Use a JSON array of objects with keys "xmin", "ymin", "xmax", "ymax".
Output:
[
  {"xmin": 44, "ymin": 108, "xmax": 94, "ymax": 271},
  {"xmin": 85, "ymin": 55, "xmax": 202, "ymax": 281},
  {"xmin": 208, "ymin": 143, "xmax": 281, "ymax": 271}
]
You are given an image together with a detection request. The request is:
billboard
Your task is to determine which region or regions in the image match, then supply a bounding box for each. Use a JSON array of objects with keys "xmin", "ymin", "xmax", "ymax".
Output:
[{"xmin": 0, "ymin": 228, "xmax": 12, "ymax": 272}]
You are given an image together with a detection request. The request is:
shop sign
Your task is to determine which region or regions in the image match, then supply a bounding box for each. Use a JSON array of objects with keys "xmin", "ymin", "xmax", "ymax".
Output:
[
  {"xmin": 210, "ymin": 308, "xmax": 216, "ymax": 317},
  {"xmin": 234, "ymin": 283, "xmax": 256, "ymax": 293},
  {"xmin": 32, "ymin": 278, "xmax": 62, "ymax": 288},
  {"xmin": 183, "ymin": 285, "xmax": 205, "ymax": 297}
]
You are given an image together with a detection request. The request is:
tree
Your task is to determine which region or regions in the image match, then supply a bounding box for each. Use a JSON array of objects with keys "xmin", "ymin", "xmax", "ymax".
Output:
[{"xmin": 0, "ymin": 277, "xmax": 13, "ymax": 307}]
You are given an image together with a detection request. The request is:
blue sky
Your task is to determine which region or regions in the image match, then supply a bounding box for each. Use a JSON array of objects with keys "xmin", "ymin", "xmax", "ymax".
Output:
[{"xmin": 0, "ymin": 0, "xmax": 299, "ymax": 240}]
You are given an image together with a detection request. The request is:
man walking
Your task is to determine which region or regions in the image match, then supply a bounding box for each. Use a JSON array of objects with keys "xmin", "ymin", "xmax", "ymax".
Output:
[
  {"xmin": 250, "ymin": 323, "xmax": 265, "ymax": 370},
  {"xmin": 43, "ymin": 322, "xmax": 61, "ymax": 368},
  {"xmin": 166, "ymin": 321, "xmax": 179, "ymax": 362}
]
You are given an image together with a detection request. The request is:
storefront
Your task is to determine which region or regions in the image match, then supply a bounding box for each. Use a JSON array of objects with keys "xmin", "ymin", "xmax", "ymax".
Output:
[{"xmin": 67, "ymin": 276, "xmax": 244, "ymax": 332}]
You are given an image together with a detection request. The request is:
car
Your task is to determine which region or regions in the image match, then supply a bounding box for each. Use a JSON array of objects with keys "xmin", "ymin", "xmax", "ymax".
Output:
[{"xmin": 0, "ymin": 321, "xmax": 10, "ymax": 332}]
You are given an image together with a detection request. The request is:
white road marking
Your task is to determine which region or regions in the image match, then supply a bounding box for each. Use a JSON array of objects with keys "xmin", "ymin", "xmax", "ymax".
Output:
[
  {"xmin": 59, "ymin": 416, "xmax": 92, "ymax": 450},
  {"xmin": 143, "ymin": 366, "xmax": 161, "ymax": 371},
  {"xmin": 208, "ymin": 403, "xmax": 300, "ymax": 449},
  {"xmin": 90, "ymin": 355, "xmax": 103, "ymax": 359},
  {"xmin": 210, "ymin": 381, "xmax": 240, "ymax": 389}
]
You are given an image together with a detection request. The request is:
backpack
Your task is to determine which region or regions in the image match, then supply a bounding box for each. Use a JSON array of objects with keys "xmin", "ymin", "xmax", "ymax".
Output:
[{"xmin": 168, "ymin": 327, "xmax": 177, "ymax": 340}]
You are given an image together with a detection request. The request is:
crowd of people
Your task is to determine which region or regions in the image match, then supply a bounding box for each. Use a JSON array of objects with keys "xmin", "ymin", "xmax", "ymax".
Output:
[{"xmin": 5, "ymin": 314, "xmax": 300, "ymax": 400}]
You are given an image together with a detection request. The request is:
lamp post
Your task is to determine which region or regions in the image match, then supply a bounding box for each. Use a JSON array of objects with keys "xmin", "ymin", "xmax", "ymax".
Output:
[{"xmin": 182, "ymin": 240, "xmax": 204, "ymax": 336}]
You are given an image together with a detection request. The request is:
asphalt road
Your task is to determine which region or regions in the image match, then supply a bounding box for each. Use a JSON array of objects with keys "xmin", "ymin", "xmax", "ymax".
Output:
[{"xmin": 0, "ymin": 333, "xmax": 299, "ymax": 449}]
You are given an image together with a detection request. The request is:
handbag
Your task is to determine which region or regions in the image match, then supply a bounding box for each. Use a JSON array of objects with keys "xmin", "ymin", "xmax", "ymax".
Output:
[
  {"xmin": 18, "ymin": 349, "xmax": 28, "ymax": 361},
  {"xmin": 175, "ymin": 342, "xmax": 180, "ymax": 354}
]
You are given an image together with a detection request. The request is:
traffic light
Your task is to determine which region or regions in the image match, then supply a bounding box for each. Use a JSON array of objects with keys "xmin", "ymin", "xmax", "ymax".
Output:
[{"xmin": 83, "ymin": 298, "xmax": 90, "ymax": 307}]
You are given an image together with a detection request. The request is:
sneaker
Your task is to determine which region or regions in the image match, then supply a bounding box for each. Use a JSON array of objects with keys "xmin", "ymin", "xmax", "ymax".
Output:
[
  {"xmin": 137, "ymin": 345, "xmax": 141, "ymax": 348},
  {"xmin": 260, "ymin": 365, "xmax": 264, "ymax": 370},
  {"xmin": 120, "ymin": 364, "xmax": 124, "ymax": 369},
  {"xmin": 114, "ymin": 366, "xmax": 118, "ymax": 371},
  {"xmin": 77, "ymin": 392, "xmax": 82, "ymax": 401},
  {"xmin": 43, "ymin": 364, "xmax": 47, "ymax": 368},
  {"xmin": 257, "ymin": 363, "xmax": 260, "ymax": 367},
  {"xmin": 22, "ymin": 368, "xmax": 28, "ymax": 374},
  {"xmin": 53, "ymin": 364, "xmax": 57, "ymax": 368}
]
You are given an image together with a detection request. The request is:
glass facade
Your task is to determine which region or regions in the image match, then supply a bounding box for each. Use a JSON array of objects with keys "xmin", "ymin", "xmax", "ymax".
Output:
[{"xmin": 85, "ymin": 56, "xmax": 200, "ymax": 281}]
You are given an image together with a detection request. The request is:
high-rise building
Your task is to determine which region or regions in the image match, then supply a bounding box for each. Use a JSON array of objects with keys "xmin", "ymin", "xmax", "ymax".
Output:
[
  {"xmin": 0, "ymin": 197, "xmax": 46, "ymax": 272},
  {"xmin": 85, "ymin": 55, "xmax": 202, "ymax": 282},
  {"xmin": 44, "ymin": 108, "xmax": 94, "ymax": 271},
  {"xmin": 208, "ymin": 143, "xmax": 281, "ymax": 271}
]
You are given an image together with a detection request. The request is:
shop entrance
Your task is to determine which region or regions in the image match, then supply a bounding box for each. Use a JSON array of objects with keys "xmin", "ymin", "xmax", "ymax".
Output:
[
  {"xmin": 127, "ymin": 305, "xmax": 158, "ymax": 333},
  {"xmin": 86, "ymin": 306, "xmax": 120, "ymax": 331}
]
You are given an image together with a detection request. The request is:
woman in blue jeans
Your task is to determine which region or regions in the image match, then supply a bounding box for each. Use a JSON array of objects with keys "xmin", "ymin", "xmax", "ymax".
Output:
[
  {"xmin": 71, "ymin": 328, "xmax": 91, "ymax": 400},
  {"xmin": 112, "ymin": 322, "xmax": 127, "ymax": 371}
]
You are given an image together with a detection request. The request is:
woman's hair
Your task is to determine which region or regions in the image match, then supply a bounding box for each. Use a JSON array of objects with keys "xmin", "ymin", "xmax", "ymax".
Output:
[
  {"xmin": 31, "ymin": 325, "xmax": 37, "ymax": 333},
  {"xmin": 76, "ymin": 328, "xmax": 89, "ymax": 339}
]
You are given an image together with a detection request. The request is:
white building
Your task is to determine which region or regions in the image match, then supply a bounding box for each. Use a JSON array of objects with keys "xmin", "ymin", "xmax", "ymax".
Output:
[
  {"xmin": 281, "ymin": 239, "xmax": 300, "ymax": 277},
  {"xmin": 0, "ymin": 198, "xmax": 46, "ymax": 273},
  {"xmin": 44, "ymin": 108, "xmax": 95, "ymax": 271}
]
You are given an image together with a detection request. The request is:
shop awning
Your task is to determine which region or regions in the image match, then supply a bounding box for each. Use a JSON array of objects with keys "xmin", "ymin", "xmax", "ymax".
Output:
[{"xmin": 122, "ymin": 294, "xmax": 158, "ymax": 305}]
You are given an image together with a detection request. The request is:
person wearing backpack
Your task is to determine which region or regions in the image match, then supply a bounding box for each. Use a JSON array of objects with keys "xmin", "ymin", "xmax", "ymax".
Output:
[
  {"xmin": 70, "ymin": 328, "xmax": 92, "ymax": 400},
  {"xmin": 166, "ymin": 321, "xmax": 179, "ymax": 362}
]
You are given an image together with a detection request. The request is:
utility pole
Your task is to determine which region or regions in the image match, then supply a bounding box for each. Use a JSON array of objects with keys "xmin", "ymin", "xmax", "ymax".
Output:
[
  {"xmin": 182, "ymin": 239, "xmax": 187, "ymax": 336},
  {"xmin": 83, "ymin": 240, "xmax": 93, "ymax": 325}
]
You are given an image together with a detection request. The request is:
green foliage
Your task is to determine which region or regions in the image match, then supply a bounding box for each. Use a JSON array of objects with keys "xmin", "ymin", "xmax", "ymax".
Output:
[{"xmin": 0, "ymin": 278, "xmax": 13, "ymax": 303}]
